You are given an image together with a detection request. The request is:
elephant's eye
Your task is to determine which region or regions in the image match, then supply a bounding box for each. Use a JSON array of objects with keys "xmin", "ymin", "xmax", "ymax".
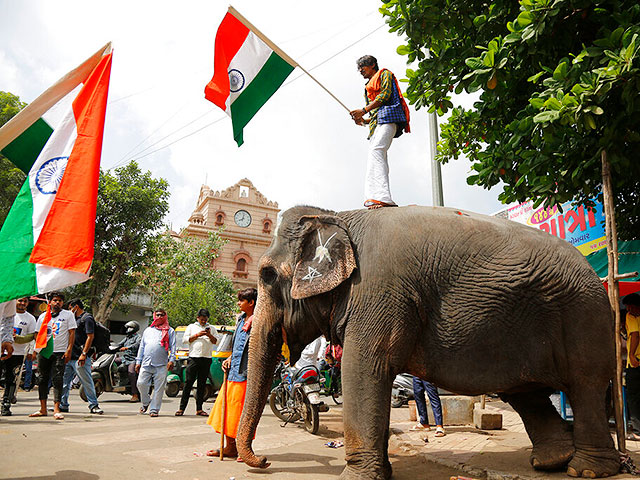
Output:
[{"xmin": 260, "ymin": 266, "xmax": 278, "ymax": 285}]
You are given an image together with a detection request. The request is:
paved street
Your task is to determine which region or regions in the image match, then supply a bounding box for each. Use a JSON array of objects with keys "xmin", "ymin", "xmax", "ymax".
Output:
[
  {"xmin": 4, "ymin": 388, "xmax": 640, "ymax": 480},
  {"xmin": 0, "ymin": 389, "xmax": 463, "ymax": 480}
]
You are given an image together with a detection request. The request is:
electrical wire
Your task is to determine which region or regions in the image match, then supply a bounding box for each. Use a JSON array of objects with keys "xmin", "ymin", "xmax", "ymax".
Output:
[{"xmin": 113, "ymin": 21, "xmax": 387, "ymax": 167}]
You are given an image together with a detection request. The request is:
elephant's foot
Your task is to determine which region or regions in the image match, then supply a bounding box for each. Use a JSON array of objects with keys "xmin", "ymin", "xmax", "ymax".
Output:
[
  {"xmin": 339, "ymin": 453, "xmax": 392, "ymax": 480},
  {"xmin": 566, "ymin": 447, "xmax": 620, "ymax": 478},
  {"xmin": 530, "ymin": 435, "xmax": 575, "ymax": 470}
]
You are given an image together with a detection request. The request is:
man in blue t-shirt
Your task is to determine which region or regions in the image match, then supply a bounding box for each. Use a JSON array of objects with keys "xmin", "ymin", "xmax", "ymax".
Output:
[{"xmin": 60, "ymin": 299, "xmax": 103, "ymax": 414}]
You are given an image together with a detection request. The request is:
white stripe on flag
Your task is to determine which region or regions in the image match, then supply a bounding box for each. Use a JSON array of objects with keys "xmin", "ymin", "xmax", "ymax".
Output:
[
  {"xmin": 228, "ymin": 32, "xmax": 272, "ymax": 109},
  {"xmin": 36, "ymin": 264, "xmax": 88, "ymax": 293},
  {"xmin": 29, "ymin": 106, "xmax": 77, "ymax": 244}
]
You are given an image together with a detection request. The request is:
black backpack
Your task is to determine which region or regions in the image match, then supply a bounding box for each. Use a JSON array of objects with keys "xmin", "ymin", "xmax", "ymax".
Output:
[{"xmin": 92, "ymin": 321, "xmax": 111, "ymax": 354}]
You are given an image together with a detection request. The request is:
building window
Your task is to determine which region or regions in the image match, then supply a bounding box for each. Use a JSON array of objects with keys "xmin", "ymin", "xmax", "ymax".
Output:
[
  {"xmin": 214, "ymin": 210, "xmax": 225, "ymax": 226},
  {"xmin": 263, "ymin": 219, "xmax": 272, "ymax": 234},
  {"xmin": 233, "ymin": 251, "xmax": 251, "ymax": 279},
  {"xmin": 236, "ymin": 258, "xmax": 247, "ymax": 272}
]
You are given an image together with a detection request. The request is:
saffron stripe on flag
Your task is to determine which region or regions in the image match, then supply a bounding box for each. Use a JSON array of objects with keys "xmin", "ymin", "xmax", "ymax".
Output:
[
  {"xmin": 205, "ymin": 12, "xmax": 251, "ymax": 111},
  {"xmin": 229, "ymin": 52, "xmax": 294, "ymax": 146},
  {"xmin": 29, "ymin": 53, "xmax": 112, "ymax": 273}
]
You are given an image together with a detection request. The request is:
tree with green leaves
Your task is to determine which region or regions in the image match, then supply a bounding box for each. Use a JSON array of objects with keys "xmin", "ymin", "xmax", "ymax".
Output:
[
  {"xmin": 67, "ymin": 161, "xmax": 170, "ymax": 323},
  {"xmin": 143, "ymin": 232, "xmax": 237, "ymax": 328},
  {"xmin": 0, "ymin": 91, "xmax": 27, "ymax": 226},
  {"xmin": 382, "ymin": 0, "xmax": 640, "ymax": 240}
]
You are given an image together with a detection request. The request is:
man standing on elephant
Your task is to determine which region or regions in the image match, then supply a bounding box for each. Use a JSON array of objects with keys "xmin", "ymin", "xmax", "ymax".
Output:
[
  {"xmin": 624, "ymin": 293, "xmax": 640, "ymax": 439},
  {"xmin": 349, "ymin": 55, "xmax": 410, "ymax": 209},
  {"xmin": 207, "ymin": 288, "xmax": 257, "ymax": 460}
]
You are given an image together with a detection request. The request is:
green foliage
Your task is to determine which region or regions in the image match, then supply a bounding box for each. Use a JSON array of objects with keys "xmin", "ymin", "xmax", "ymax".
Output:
[
  {"xmin": 0, "ymin": 92, "xmax": 27, "ymax": 227},
  {"xmin": 143, "ymin": 233, "xmax": 237, "ymax": 328},
  {"xmin": 382, "ymin": 0, "xmax": 640, "ymax": 239},
  {"xmin": 68, "ymin": 161, "xmax": 170, "ymax": 322}
]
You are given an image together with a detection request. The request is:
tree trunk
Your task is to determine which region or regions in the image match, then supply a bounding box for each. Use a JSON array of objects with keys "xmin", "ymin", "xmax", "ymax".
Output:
[
  {"xmin": 94, "ymin": 264, "xmax": 125, "ymax": 324},
  {"xmin": 601, "ymin": 150, "xmax": 625, "ymax": 453}
]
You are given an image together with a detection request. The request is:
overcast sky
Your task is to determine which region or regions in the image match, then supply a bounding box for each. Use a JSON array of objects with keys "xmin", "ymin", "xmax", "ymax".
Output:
[{"xmin": 1, "ymin": 1, "xmax": 505, "ymax": 231}]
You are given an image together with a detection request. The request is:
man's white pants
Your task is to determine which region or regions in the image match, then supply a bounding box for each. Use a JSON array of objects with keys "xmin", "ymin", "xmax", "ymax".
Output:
[{"xmin": 365, "ymin": 123, "xmax": 397, "ymax": 205}]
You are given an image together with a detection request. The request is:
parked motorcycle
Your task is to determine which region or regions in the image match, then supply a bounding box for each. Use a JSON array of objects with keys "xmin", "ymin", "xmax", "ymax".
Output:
[
  {"xmin": 391, "ymin": 373, "xmax": 414, "ymax": 408},
  {"xmin": 269, "ymin": 362, "xmax": 325, "ymax": 434},
  {"xmin": 79, "ymin": 350, "xmax": 133, "ymax": 401}
]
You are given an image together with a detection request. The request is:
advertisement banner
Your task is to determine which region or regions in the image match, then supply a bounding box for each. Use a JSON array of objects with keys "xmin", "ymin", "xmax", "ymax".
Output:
[{"xmin": 497, "ymin": 199, "xmax": 606, "ymax": 256}]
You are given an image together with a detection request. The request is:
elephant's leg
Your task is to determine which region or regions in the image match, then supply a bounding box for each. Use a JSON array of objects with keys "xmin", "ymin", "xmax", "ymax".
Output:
[
  {"xmin": 501, "ymin": 389, "xmax": 575, "ymax": 470},
  {"xmin": 339, "ymin": 337, "xmax": 393, "ymax": 480},
  {"xmin": 566, "ymin": 383, "xmax": 620, "ymax": 478}
]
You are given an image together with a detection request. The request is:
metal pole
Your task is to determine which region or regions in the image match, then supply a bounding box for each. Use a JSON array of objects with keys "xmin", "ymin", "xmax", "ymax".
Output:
[{"xmin": 429, "ymin": 112, "xmax": 444, "ymax": 207}]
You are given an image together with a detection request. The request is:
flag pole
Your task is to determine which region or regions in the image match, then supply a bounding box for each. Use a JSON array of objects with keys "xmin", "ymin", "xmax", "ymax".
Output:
[{"xmin": 228, "ymin": 6, "xmax": 350, "ymax": 113}]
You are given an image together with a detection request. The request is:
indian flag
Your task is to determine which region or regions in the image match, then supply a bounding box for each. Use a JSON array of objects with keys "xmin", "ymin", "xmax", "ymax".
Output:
[
  {"xmin": 0, "ymin": 43, "xmax": 112, "ymax": 304},
  {"xmin": 204, "ymin": 7, "xmax": 297, "ymax": 146}
]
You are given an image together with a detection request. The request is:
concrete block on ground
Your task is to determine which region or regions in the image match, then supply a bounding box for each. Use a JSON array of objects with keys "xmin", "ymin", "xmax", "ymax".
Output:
[
  {"xmin": 473, "ymin": 404, "xmax": 503, "ymax": 430},
  {"xmin": 422, "ymin": 395, "xmax": 480, "ymax": 425}
]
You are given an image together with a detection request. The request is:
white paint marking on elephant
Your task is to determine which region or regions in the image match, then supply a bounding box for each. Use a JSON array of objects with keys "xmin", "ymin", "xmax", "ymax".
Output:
[
  {"xmin": 313, "ymin": 231, "xmax": 336, "ymax": 264},
  {"xmin": 302, "ymin": 266, "xmax": 322, "ymax": 282}
]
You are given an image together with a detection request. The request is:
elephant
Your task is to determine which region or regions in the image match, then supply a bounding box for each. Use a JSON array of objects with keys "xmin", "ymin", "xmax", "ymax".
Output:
[{"xmin": 236, "ymin": 205, "xmax": 620, "ymax": 479}]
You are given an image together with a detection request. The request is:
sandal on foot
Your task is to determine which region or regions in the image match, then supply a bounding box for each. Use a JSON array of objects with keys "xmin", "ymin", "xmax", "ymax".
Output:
[
  {"xmin": 364, "ymin": 199, "xmax": 397, "ymax": 209},
  {"xmin": 53, "ymin": 412, "xmax": 64, "ymax": 420},
  {"xmin": 175, "ymin": 410, "xmax": 184, "ymax": 416},
  {"xmin": 149, "ymin": 412, "xmax": 159, "ymax": 417},
  {"xmin": 410, "ymin": 423, "xmax": 430, "ymax": 431},
  {"xmin": 206, "ymin": 449, "xmax": 237, "ymax": 458},
  {"xmin": 139, "ymin": 405, "xmax": 148, "ymax": 414},
  {"xmin": 29, "ymin": 411, "xmax": 47, "ymax": 418},
  {"xmin": 195, "ymin": 410, "xmax": 208, "ymax": 417},
  {"xmin": 434, "ymin": 426, "xmax": 446, "ymax": 437}
]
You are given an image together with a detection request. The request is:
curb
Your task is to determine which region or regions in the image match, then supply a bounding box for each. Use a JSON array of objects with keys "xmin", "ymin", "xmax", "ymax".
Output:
[{"xmin": 389, "ymin": 427, "xmax": 537, "ymax": 480}]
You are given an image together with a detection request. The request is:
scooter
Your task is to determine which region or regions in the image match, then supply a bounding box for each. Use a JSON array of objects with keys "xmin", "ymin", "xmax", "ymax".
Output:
[
  {"xmin": 269, "ymin": 361, "xmax": 327, "ymax": 435},
  {"xmin": 79, "ymin": 350, "xmax": 133, "ymax": 401},
  {"xmin": 391, "ymin": 373, "xmax": 415, "ymax": 408}
]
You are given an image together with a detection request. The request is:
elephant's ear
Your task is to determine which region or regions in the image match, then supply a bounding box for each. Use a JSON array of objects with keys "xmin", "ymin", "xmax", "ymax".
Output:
[{"xmin": 291, "ymin": 215, "xmax": 356, "ymax": 300}]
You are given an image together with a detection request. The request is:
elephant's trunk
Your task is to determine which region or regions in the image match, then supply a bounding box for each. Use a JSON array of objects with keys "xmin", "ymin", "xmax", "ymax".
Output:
[{"xmin": 236, "ymin": 298, "xmax": 283, "ymax": 468}]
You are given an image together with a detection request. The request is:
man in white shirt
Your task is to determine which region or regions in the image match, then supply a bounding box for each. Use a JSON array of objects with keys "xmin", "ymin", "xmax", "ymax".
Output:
[
  {"xmin": 1, "ymin": 297, "xmax": 35, "ymax": 416},
  {"xmin": 175, "ymin": 308, "xmax": 218, "ymax": 416},
  {"xmin": 29, "ymin": 292, "xmax": 76, "ymax": 420},
  {"xmin": 295, "ymin": 337, "xmax": 324, "ymax": 370}
]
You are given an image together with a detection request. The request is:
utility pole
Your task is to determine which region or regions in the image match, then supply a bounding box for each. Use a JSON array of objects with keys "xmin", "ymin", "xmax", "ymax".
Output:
[{"xmin": 429, "ymin": 111, "xmax": 444, "ymax": 207}]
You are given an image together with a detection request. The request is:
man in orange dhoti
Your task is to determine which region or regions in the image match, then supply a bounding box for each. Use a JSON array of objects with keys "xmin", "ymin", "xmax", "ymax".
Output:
[{"xmin": 206, "ymin": 287, "xmax": 257, "ymax": 460}]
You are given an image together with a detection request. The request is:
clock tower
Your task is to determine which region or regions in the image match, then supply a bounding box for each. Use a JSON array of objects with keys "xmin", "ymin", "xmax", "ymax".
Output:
[{"xmin": 181, "ymin": 178, "xmax": 280, "ymax": 290}]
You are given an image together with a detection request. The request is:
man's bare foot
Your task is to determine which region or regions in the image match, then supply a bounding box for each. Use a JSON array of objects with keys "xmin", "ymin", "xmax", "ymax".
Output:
[{"xmin": 29, "ymin": 410, "xmax": 47, "ymax": 417}]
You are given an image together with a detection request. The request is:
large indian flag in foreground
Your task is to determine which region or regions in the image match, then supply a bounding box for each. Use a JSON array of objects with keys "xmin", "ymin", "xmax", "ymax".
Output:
[
  {"xmin": 0, "ymin": 43, "xmax": 113, "ymax": 303},
  {"xmin": 204, "ymin": 7, "xmax": 297, "ymax": 146}
]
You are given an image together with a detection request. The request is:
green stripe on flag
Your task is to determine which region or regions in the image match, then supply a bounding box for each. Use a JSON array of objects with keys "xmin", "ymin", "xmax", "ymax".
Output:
[
  {"xmin": 1, "ymin": 118, "xmax": 53, "ymax": 174},
  {"xmin": 0, "ymin": 179, "xmax": 37, "ymax": 303},
  {"xmin": 230, "ymin": 52, "xmax": 294, "ymax": 146},
  {"xmin": 40, "ymin": 337, "xmax": 54, "ymax": 359}
]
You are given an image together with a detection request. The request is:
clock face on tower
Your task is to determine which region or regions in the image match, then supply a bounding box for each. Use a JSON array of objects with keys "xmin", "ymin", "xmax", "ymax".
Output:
[{"xmin": 234, "ymin": 209, "xmax": 252, "ymax": 227}]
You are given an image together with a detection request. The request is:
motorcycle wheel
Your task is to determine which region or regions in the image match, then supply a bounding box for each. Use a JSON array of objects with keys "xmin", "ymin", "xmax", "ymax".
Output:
[
  {"xmin": 269, "ymin": 387, "xmax": 291, "ymax": 422},
  {"xmin": 165, "ymin": 381, "xmax": 180, "ymax": 398},
  {"xmin": 331, "ymin": 374, "xmax": 343, "ymax": 405},
  {"xmin": 390, "ymin": 393, "xmax": 404, "ymax": 408},
  {"xmin": 300, "ymin": 393, "xmax": 320, "ymax": 435},
  {"xmin": 95, "ymin": 378, "xmax": 104, "ymax": 397}
]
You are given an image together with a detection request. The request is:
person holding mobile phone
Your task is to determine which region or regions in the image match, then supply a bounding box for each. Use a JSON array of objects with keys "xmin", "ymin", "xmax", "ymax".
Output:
[{"xmin": 175, "ymin": 308, "xmax": 218, "ymax": 417}]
